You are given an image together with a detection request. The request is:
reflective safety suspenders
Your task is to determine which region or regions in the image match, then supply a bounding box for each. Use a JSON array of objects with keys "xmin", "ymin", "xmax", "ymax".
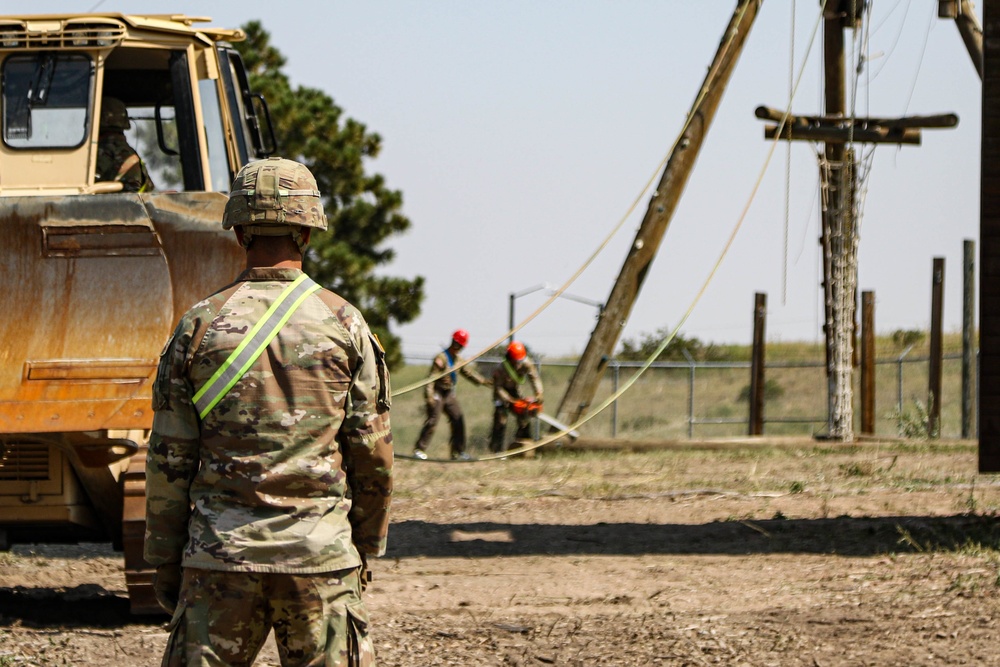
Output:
[
  {"xmin": 192, "ymin": 273, "xmax": 321, "ymax": 420},
  {"xmin": 502, "ymin": 359, "xmax": 526, "ymax": 385}
]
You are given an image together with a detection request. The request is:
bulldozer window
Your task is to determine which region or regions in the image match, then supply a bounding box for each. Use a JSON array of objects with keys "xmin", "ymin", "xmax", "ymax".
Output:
[
  {"xmin": 103, "ymin": 47, "xmax": 198, "ymax": 191},
  {"xmin": 124, "ymin": 103, "xmax": 182, "ymax": 191},
  {"xmin": 3, "ymin": 53, "xmax": 92, "ymax": 149},
  {"xmin": 198, "ymin": 78, "xmax": 232, "ymax": 192}
]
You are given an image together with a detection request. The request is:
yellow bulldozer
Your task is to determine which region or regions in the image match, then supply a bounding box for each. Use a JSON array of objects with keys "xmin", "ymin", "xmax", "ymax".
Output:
[{"xmin": 0, "ymin": 14, "xmax": 274, "ymax": 614}]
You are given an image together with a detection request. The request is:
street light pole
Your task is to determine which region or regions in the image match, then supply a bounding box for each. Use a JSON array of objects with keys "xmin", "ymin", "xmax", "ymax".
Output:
[
  {"xmin": 508, "ymin": 283, "xmax": 604, "ymax": 347},
  {"xmin": 508, "ymin": 292, "xmax": 515, "ymax": 345}
]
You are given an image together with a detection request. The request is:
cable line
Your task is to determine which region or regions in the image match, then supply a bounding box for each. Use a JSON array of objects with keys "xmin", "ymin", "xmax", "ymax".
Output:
[{"xmin": 399, "ymin": 3, "xmax": 827, "ymax": 462}]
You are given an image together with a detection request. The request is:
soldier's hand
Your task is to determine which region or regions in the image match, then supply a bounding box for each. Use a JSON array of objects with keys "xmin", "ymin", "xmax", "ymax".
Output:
[{"xmin": 153, "ymin": 562, "xmax": 183, "ymax": 615}]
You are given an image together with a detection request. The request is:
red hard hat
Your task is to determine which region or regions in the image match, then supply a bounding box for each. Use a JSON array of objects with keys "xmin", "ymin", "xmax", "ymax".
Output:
[
  {"xmin": 452, "ymin": 329, "xmax": 470, "ymax": 347},
  {"xmin": 506, "ymin": 341, "xmax": 527, "ymax": 362}
]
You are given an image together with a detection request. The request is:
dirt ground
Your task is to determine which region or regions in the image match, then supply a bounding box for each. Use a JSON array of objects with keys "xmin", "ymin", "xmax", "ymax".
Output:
[{"xmin": 2, "ymin": 439, "xmax": 1000, "ymax": 666}]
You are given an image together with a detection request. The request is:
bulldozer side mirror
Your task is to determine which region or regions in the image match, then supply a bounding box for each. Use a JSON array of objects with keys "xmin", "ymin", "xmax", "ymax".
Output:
[
  {"xmin": 154, "ymin": 100, "xmax": 179, "ymax": 156},
  {"xmin": 249, "ymin": 93, "xmax": 276, "ymax": 157}
]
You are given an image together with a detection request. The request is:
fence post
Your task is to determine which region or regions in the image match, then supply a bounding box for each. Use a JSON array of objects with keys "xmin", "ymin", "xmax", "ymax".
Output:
[
  {"xmin": 682, "ymin": 349, "xmax": 696, "ymax": 438},
  {"xmin": 533, "ymin": 357, "xmax": 542, "ymax": 441},
  {"xmin": 861, "ymin": 291, "xmax": 875, "ymax": 434},
  {"xmin": 749, "ymin": 293, "xmax": 767, "ymax": 436},
  {"xmin": 963, "ymin": 239, "xmax": 975, "ymax": 438},
  {"xmin": 897, "ymin": 344, "xmax": 914, "ymax": 415},
  {"xmin": 611, "ymin": 361, "xmax": 619, "ymax": 438},
  {"xmin": 929, "ymin": 257, "xmax": 944, "ymax": 438}
]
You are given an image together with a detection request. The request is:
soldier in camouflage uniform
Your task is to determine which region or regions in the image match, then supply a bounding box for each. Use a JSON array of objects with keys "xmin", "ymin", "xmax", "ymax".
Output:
[
  {"xmin": 490, "ymin": 341, "xmax": 544, "ymax": 453},
  {"xmin": 95, "ymin": 96, "xmax": 154, "ymax": 193},
  {"xmin": 145, "ymin": 157, "xmax": 393, "ymax": 667},
  {"xmin": 412, "ymin": 329, "xmax": 490, "ymax": 460}
]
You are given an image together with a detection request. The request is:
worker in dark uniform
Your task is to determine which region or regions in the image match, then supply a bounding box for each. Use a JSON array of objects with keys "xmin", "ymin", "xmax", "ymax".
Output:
[
  {"xmin": 413, "ymin": 329, "xmax": 491, "ymax": 460},
  {"xmin": 95, "ymin": 96, "xmax": 154, "ymax": 192},
  {"xmin": 490, "ymin": 341, "xmax": 544, "ymax": 453}
]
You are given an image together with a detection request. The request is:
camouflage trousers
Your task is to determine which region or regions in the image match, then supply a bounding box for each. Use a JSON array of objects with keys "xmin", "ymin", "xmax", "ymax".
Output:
[{"xmin": 161, "ymin": 566, "xmax": 374, "ymax": 667}]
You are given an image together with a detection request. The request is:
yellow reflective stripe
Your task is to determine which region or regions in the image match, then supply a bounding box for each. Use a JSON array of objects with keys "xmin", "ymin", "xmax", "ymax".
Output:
[
  {"xmin": 502, "ymin": 359, "xmax": 526, "ymax": 385},
  {"xmin": 193, "ymin": 274, "xmax": 320, "ymax": 419}
]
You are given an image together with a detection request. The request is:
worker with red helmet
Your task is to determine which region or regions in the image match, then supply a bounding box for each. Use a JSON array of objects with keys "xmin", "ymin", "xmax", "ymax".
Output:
[
  {"xmin": 413, "ymin": 329, "xmax": 491, "ymax": 460},
  {"xmin": 490, "ymin": 341, "xmax": 544, "ymax": 453}
]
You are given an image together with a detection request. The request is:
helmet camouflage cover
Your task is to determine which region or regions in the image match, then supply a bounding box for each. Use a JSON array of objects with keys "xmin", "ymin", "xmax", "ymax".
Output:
[
  {"xmin": 223, "ymin": 157, "xmax": 328, "ymax": 232},
  {"xmin": 100, "ymin": 96, "xmax": 130, "ymax": 131}
]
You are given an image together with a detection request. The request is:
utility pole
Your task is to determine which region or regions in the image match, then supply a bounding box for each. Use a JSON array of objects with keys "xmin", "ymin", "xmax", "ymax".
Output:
[
  {"xmin": 821, "ymin": 1, "xmax": 856, "ymax": 441},
  {"xmin": 757, "ymin": 1, "xmax": 958, "ymax": 441},
  {"xmin": 555, "ymin": 0, "xmax": 764, "ymax": 429}
]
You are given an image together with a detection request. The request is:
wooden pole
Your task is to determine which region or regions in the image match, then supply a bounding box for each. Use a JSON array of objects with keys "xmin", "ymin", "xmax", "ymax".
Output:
[
  {"xmin": 819, "ymin": 4, "xmax": 846, "ymax": 418},
  {"xmin": 861, "ymin": 291, "xmax": 875, "ymax": 434},
  {"xmin": 981, "ymin": 0, "xmax": 1000, "ymax": 471},
  {"xmin": 963, "ymin": 239, "xmax": 976, "ymax": 438},
  {"xmin": 940, "ymin": 0, "xmax": 985, "ymax": 79},
  {"xmin": 820, "ymin": 5, "xmax": 860, "ymax": 441},
  {"xmin": 758, "ymin": 6, "xmax": 963, "ymax": 442},
  {"xmin": 555, "ymin": 0, "xmax": 764, "ymax": 428},
  {"xmin": 929, "ymin": 257, "xmax": 945, "ymax": 438},
  {"xmin": 749, "ymin": 292, "xmax": 767, "ymax": 436}
]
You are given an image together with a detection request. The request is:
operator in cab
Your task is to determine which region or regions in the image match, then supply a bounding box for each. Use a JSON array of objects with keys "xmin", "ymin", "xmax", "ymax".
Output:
[{"xmin": 95, "ymin": 96, "xmax": 154, "ymax": 193}]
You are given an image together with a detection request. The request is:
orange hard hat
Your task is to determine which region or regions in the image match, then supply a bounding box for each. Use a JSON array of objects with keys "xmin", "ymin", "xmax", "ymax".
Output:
[
  {"xmin": 506, "ymin": 341, "xmax": 527, "ymax": 362},
  {"xmin": 452, "ymin": 329, "xmax": 470, "ymax": 347}
]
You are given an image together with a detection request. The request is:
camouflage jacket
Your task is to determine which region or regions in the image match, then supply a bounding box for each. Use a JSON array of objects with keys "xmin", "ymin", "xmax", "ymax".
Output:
[
  {"xmin": 424, "ymin": 348, "xmax": 489, "ymax": 403},
  {"xmin": 95, "ymin": 131, "xmax": 154, "ymax": 193},
  {"xmin": 492, "ymin": 358, "xmax": 543, "ymax": 406},
  {"xmin": 144, "ymin": 267, "xmax": 393, "ymax": 574}
]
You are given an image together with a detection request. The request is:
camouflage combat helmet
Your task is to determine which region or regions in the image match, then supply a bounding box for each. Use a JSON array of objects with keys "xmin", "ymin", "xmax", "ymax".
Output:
[
  {"xmin": 223, "ymin": 157, "xmax": 328, "ymax": 232},
  {"xmin": 100, "ymin": 96, "xmax": 130, "ymax": 131}
]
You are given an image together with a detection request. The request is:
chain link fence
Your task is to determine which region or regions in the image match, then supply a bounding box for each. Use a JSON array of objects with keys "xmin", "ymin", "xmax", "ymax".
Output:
[
  {"xmin": 535, "ymin": 352, "xmax": 974, "ymax": 440},
  {"xmin": 394, "ymin": 351, "xmax": 975, "ymax": 455}
]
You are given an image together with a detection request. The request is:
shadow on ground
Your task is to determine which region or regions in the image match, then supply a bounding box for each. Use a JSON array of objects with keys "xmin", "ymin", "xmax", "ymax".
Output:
[
  {"xmin": 1, "ymin": 513, "xmax": 995, "ymax": 629},
  {"xmin": 0, "ymin": 584, "xmax": 141, "ymax": 628},
  {"xmin": 386, "ymin": 513, "xmax": 1000, "ymax": 558}
]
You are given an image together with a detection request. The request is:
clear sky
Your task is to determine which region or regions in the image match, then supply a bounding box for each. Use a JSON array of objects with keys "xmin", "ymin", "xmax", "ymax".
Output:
[{"xmin": 31, "ymin": 1, "xmax": 984, "ymax": 359}]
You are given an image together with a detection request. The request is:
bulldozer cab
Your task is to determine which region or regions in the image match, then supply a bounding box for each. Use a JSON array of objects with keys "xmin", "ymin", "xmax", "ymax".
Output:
[
  {"xmin": 0, "ymin": 14, "xmax": 272, "ymax": 614},
  {"xmin": 0, "ymin": 15, "xmax": 273, "ymax": 194}
]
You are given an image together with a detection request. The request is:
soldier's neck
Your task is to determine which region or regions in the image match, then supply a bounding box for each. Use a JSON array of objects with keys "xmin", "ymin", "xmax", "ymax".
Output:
[
  {"xmin": 245, "ymin": 248, "xmax": 303, "ymax": 270},
  {"xmin": 244, "ymin": 236, "xmax": 304, "ymax": 270}
]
